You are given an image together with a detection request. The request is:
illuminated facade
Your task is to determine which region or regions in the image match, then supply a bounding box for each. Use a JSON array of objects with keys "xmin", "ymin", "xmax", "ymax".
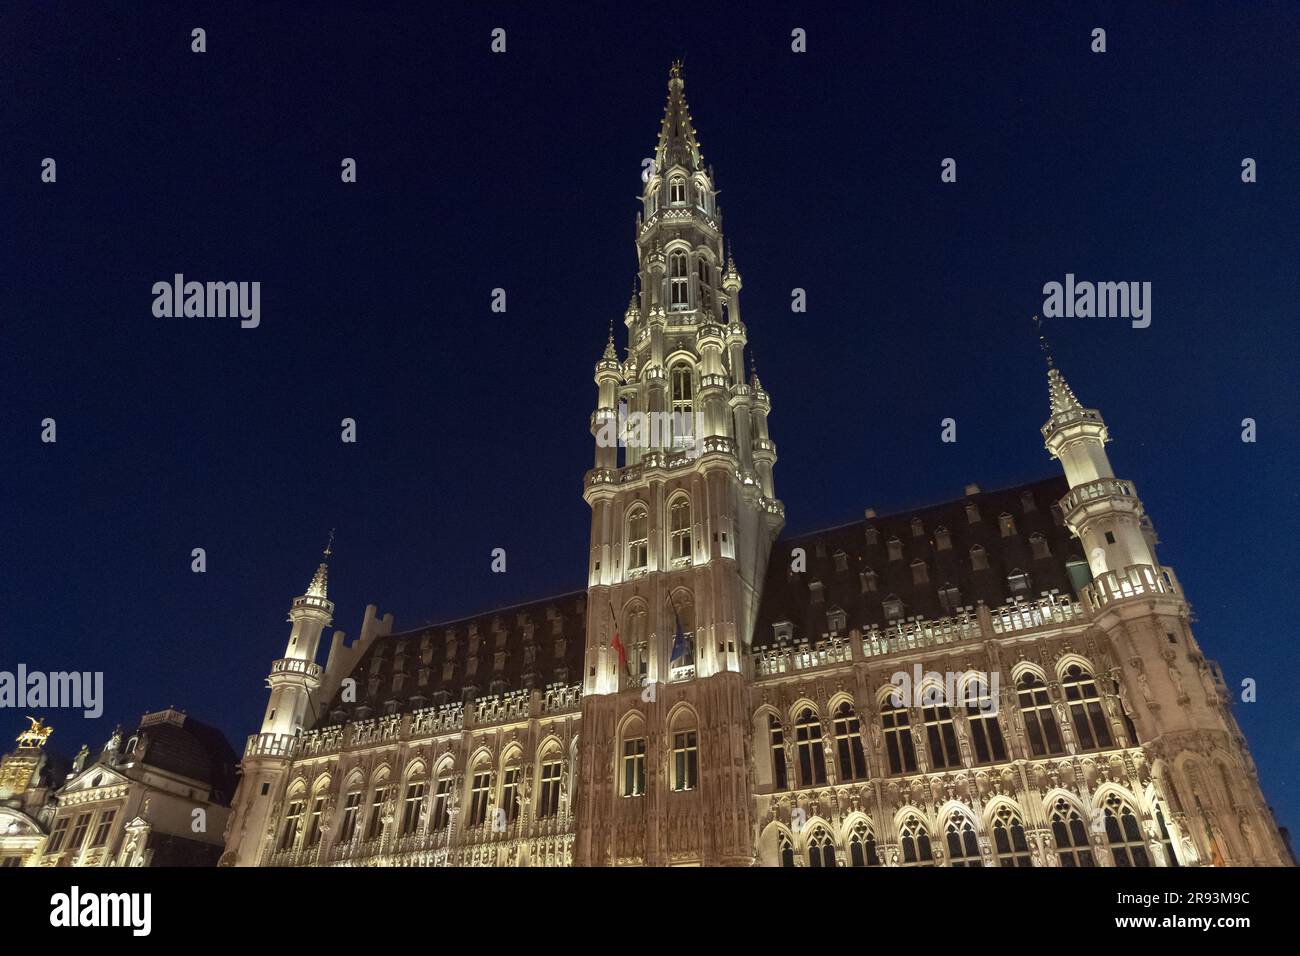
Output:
[
  {"xmin": 0, "ymin": 710, "xmax": 235, "ymax": 867},
  {"xmin": 219, "ymin": 63, "xmax": 1289, "ymax": 868}
]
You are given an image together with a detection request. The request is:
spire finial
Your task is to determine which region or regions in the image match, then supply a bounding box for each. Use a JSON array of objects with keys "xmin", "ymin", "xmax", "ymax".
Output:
[
  {"xmin": 323, "ymin": 528, "xmax": 335, "ymax": 558},
  {"xmin": 1032, "ymin": 314, "xmax": 1054, "ymax": 369}
]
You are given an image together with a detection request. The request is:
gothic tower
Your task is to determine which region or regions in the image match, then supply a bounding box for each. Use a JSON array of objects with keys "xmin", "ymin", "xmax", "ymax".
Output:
[
  {"xmin": 221, "ymin": 543, "xmax": 335, "ymax": 866},
  {"xmin": 574, "ymin": 62, "xmax": 784, "ymax": 865},
  {"xmin": 1043, "ymin": 358, "xmax": 1289, "ymax": 865}
]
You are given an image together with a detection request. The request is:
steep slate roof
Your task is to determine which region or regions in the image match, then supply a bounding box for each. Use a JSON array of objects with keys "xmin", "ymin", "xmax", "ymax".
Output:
[
  {"xmin": 326, "ymin": 476, "xmax": 1086, "ymax": 717},
  {"xmin": 754, "ymin": 476, "xmax": 1085, "ymax": 648},
  {"xmin": 129, "ymin": 710, "xmax": 238, "ymax": 804},
  {"xmin": 324, "ymin": 591, "xmax": 589, "ymax": 720}
]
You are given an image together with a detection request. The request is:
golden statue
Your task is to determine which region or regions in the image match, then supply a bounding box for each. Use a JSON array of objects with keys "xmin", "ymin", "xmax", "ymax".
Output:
[{"xmin": 15, "ymin": 716, "xmax": 53, "ymax": 750}]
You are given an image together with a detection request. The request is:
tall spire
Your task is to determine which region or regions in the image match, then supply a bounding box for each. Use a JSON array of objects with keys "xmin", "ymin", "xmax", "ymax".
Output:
[
  {"xmin": 1033, "ymin": 314, "xmax": 1082, "ymax": 417},
  {"xmin": 655, "ymin": 60, "xmax": 704, "ymax": 172},
  {"xmin": 305, "ymin": 530, "xmax": 333, "ymax": 599}
]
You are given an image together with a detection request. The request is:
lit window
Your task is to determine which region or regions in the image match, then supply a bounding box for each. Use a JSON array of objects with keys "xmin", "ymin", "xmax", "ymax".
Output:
[
  {"xmin": 670, "ymin": 177, "xmax": 686, "ymax": 204},
  {"xmin": 670, "ymin": 366, "xmax": 694, "ymax": 447},
  {"xmin": 671, "ymin": 730, "xmax": 698, "ymax": 791},
  {"xmin": 46, "ymin": 816, "xmax": 70, "ymax": 853},
  {"xmin": 999, "ymin": 513, "xmax": 1017, "ymax": 536}
]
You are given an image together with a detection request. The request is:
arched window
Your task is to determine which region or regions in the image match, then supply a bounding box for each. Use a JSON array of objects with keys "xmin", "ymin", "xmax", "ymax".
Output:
[
  {"xmin": 670, "ymin": 711, "xmax": 699, "ymax": 792},
  {"xmin": 991, "ymin": 805, "xmax": 1032, "ymax": 866},
  {"xmin": 922, "ymin": 701, "xmax": 961, "ymax": 769},
  {"xmin": 965, "ymin": 680, "xmax": 1007, "ymax": 763},
  {"xmin": 1062, "ymin": 664, "xmax": 1113, "ymax": 750},
  {"xmin": 400, "ymin": 768, "xmax": 426, "ymax": 836},
  {"xmin": 807, "ymin": 827, "xmax": 836, "ymax": 867},
  {"xmin": 365, "ymin": 773, "xmax": 390, "ymax": 840},
  {"xmin": 468, "ymin": 758, "xmax": 492, "ymax": 827},
  {"xmin": 626, "ymin": 506, "xmax": 649, "ymax": 573},
  {"xmin": 670, "ymin": 177, "xmax": 686, "ymax": 204},
  {"xmin": 1155, "ymin": 805, "xmax": 1179, "ymax": 867},
  {"xmin": 848, "ymin": 821, "xmax": 881, "ymax": 866},
  {"xmin": 832, "ymin": 702, "xmax": 868, "ymax": 781},
  {"xmin": 778, "ymin": 831, "xmax": 795, "ymax": 868},
  {"xmin": 537, "ymin": 746, "xmax": 563, "ymax": 818},
  {"xmin": 768, "ymin": 715, "xmax": 788, "ymax": 791},
  {"xmin": 339, "ymin": 780, "xmax": 364, "ymax": 843},
  {"xmin": 881, "ymin": 696, "xmax": 918, "ymax": 774},
  {"xmin": 669, "ymin": 496, "xmax": 692, "ymax": 561},
  {"xmin": 794, "ymin": 708, "xmax": 827, "ymax": 786},
  {"xmin": 1103, "ymin": 794, "xmax": 1151, "ymax": 867},
  {"xmin": 624, "ymin": 605, "xmax": 649, "ymax": 685},
  {"xmin": 668, "ymin": 598, "xmax": 695, "ymax": 680},
  {"xmin": 1017, "ymin": 673, "xmax": 1065, "ymax": 756},
  {"xmin": 279, "ymin": 794, "xmax": 305, "ymax": 850},
  {"xmin": 430, "ymin": 764, "xmax": 453, "ymax": 832},
  {"xmin": 899, "ymin": 814, "xmax": 934, "ymax": 866},
  {"xmin": 696, "ymin": 257, "xmax": 710, "ymax": 285},
  {"xmin": 669, "ymin": 251, "xmax": 689, "ymax": 308},
  {"xmin": 669, "ymin": 364, "xmax": 694, "ymax": 447},
  {"xmin": 1050, "ymin": 798, "xmax": 1095, "ymax": 867},
  {"xmin": 501, "ymin": 756, "xmax": 521, "ymax": 824},
  {"xmin": 945, "ymin": 812, "xmax": 982, "ymax": 866},
  {"xmin": 621, "ymin": 720, "xmax": 647, "ymax": 797}
]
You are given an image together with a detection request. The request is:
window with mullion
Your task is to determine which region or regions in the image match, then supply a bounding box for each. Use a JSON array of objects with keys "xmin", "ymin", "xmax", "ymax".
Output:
[
  {"xmin": 501, "ymin": 767, "xmax": 521, "ymax": 822},
  {"xmin": 832, "ymin": 703, "xmax": 868, "ymax": 781},
  {"xmin": 469, "ymin": 770, "xmax": 492, "ymax": 826},
  {"xmin": 339, "ymin": 790, "xmax": 362, "ymax": 842},
  {"xmin": 794, "ymin": 709, "xmax": 827, "ymax": 786},
  {"xmin": 1062, "ymin": 665, "xmax": 1113, "ymax": 750},
  {"xmin": 430, "ymin": 776, "xmax": 451, "ymax": 832},
  {"xmin": 89, "ymin": 809, "xmax": 116, "ymax": 849},
  {"xmin": 1104, "ymin": 796, "xmax": 1151, "ymax": 867},
  {"xmin": 769, "ymin": 716, "xmax": 788, "ymax": 791},
  {"xmin": 365, "ymin": 786, "xmax": 389, "ymax": 840},
  {"xmin": 671, "ymin": 730, "xmax": 698, "ymax": 791},
  {"xmin": 622, "ymin": 737, "xmax": 647, "ymax": 796},
  {"xmin": 922, "ymin": 704, "xmax": 961, "ymax": 769},
  {"xmin": 992, "ymin": 807, "xmax": 1033, "ymax": 866},
  {"xmin": 966, "ymin": 698, "xmax": 1007, "ymax": 763},
  {"xmin": 538, "ymin": 760, "xmax": 562, "ymax": 817},
  {"xmin": 279, "ymin": 801, "xmax": 304, "ymax": 850},
  {"xmin": 881, "ymin": 700, "xmax": 918, "ymax": 774},
  {"xmin": 401, "ymin": 782, "xmax": 426, "ymax": 835},
  {"xmin": 1050, "ymin": 799, "xmax": 1095, "ymax": 867},
  {"xmin": 1017, "ymin": 674, "xmax": 1065, "ymax": 756},
  {"xmin": 306, "ymin": 795, "xmax": 326, "ymax": 846}
]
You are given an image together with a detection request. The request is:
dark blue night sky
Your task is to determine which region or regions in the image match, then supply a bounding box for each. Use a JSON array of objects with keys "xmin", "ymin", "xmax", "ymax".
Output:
[{"xmin": 2, "ymin": 4, "xmax": 1297, "ymax": 832}]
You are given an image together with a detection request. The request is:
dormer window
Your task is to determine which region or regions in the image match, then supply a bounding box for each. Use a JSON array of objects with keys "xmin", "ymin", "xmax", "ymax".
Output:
[
  {"xmin": 935, "ymin": 527, "xmax": 952, "ymax": 551},
  {"xmin": 827, "ymin": 607, "xmax": 847, "ymax": 634},
  {"xmin": 1021, "ymin": 490, "xmax": 1038, "ymax": 513},
  {"xmin": 883, "ymin": 595, "xmax": 904, "ymax": 621},
  {"xmin": 887, "ymin": 537, "xmax": 903, "ymax": 561},
  {"xmin": 809, "ymin": 580, "xmax": 825, "ymax": 604},
  {"xmin": 1007, "ymin": 569, "xmax": 1031, "ymax": 596},
  {"xmin": 910, "ymin": 517, "xmax": 925, "ymax": 537},
  {"xmin": 833, "ymin": 550, "xmax": 848, "ymax": 573},
  {"xmin": 965, "ymin": 502, "xmax": 981, "ymax": 523},
  {"xmin": 970, "ymin": 545, "xmax": 989, "ymax": 571},
  {"xmin": 772, "ymin": 620, "xmax": 794, "ymax": 643},
  {"xmin": 670, "ymin": 177, "xmax": 686, "ymax": 204},
  {"xmin": 999, "ymin": 513, "xmax": 1017, "ymax": 537},
  {"xmin": 910, "ymin": 559, "xmax": 929, "ymax": 585},
  {"xmin": 1030, "ymin": 533, "xmax": 1051, "ymax": 560},
  {"xmin": 860, "ymin": 568, "xmax": 878, "ymax": 593},
  {"xmin": 864, "ymin": 526, "xmax": 879, "ymax": 546},
  {"xmin": 938, "ymin": 584, "xmax": 962, "ymax": 613}
]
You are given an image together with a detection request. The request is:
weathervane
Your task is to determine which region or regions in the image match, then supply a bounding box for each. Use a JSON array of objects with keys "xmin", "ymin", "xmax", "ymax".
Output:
[
  {"xmin": 1032, "ymin": 314, "xmax": 1054, "ymax": 368},
  {"xmin": 324, "ymin": 528, "xmax": 335, "ymax": 558}
]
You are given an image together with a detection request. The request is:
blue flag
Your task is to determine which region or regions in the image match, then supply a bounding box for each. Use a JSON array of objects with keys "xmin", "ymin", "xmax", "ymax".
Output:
[{"xmin": 670, "ymin": 608, "xmax": 688, "ymax": 662}]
